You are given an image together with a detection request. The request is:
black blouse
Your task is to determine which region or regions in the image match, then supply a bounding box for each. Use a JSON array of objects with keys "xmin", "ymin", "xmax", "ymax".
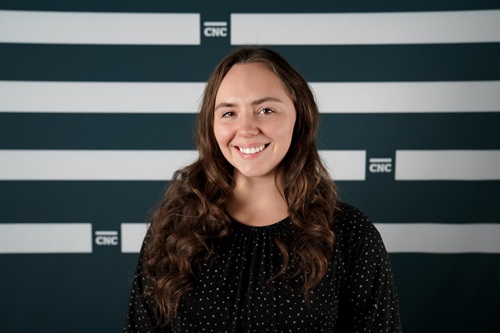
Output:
[{"xmin": 124, "ymin": 203, "xmax": 402, "ymax": 332}]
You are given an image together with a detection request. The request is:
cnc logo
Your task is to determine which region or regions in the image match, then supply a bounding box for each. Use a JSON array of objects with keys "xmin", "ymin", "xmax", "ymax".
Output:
[
  {"xmin": 203, "ymin": 21, "xmax": 228, "ymax": 37},
  {"xmin": 369, "ymin": 158, "xmax": 393, "ymax": 173},
  {"xmin": 94, "ymin": 230, "xmax": 119, "ymax": 246}
]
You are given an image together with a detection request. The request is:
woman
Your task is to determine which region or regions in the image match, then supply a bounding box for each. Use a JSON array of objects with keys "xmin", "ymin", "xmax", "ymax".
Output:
[{"xmin": 124, "ymin": 47, "xmax": 402, "ymax": 332}]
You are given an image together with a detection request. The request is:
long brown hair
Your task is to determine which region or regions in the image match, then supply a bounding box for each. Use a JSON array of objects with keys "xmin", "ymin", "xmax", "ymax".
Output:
[{"xmin": 144, "ymin": 46, "xmax": 338, "ymax": 325}]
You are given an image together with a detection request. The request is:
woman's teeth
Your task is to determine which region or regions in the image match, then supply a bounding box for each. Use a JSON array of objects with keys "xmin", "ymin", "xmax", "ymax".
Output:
[{"xmin": 239, "ymin": 145, "xmax": 266, "ymax": 155}]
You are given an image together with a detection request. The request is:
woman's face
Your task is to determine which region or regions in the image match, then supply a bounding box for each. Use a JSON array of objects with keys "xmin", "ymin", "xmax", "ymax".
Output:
[{"xmin": 213, "ymin": 62, "xmax": 296, "ymax": 181}]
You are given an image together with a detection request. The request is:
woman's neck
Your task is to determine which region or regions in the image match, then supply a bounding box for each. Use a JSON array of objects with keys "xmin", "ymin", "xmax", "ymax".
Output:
[{"xmin": 226, "ymin": 173, "xmax": 289, "ymax": 227}]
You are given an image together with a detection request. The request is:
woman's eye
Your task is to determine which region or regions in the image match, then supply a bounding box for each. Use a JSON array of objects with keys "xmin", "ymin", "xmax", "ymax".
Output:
[
  {"xmin": 222, "ymin": 111, "xmax": 234, "ymax": 118},
  {"xmin": 259, "ymin": 108, "xmax": 274, "ymax": 115}
]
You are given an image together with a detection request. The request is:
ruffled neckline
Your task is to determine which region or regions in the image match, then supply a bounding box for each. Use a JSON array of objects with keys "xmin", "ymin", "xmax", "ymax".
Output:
[{"xmin": 228, "ymin": 215, "xmax": 292, "ymax": 235}]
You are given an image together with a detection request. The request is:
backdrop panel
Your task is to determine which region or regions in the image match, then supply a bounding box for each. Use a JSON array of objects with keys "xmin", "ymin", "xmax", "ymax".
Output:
[{"xmin": 0, "ymin": 1, "xmax": 499, "ymax": 332}]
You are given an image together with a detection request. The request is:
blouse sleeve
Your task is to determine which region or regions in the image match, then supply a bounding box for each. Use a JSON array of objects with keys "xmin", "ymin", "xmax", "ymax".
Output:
[
  {"xmin": 123, "ymin": 242, "xmax": 171, "ymax": 333},
  {"xmin": 335, "ymin": 205, "xmax": 403, "ymax": 333}
]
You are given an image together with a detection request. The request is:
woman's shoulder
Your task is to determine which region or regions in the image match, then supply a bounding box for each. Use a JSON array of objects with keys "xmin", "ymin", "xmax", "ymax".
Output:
[
  {"xmin": 331, "ymin": 202, "xmax": 383, "ymax": 249},
  {"xmin": 333, "ymin": 201, "xmax": 372, "ymax": 227}
]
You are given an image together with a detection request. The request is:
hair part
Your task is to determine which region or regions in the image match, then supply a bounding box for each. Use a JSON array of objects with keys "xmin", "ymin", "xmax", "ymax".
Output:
[{"xmin": 143, "ymin": 46, "xmax": 338, "ymax": 325}]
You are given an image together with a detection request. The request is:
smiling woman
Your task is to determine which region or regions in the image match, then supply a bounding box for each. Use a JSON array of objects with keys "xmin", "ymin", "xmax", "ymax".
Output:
[
  {"xmin": 124, "ymin": 47, "xmax": 402, "ymax": 333},
  {"xmin": 213, "ymin": 62, "xmax": 297, "ymax": 226}
]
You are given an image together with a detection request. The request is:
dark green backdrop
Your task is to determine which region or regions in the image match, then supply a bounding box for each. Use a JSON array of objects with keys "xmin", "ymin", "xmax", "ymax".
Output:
[{"xmin": 1, "ymin": 1, "xmax": 499, "ymax": 332}]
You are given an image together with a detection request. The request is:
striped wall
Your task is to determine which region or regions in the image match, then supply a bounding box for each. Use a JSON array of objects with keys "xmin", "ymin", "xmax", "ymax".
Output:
[{"xmin": 0, "ymin": 1, "xmax": 499, "ymax": 332}]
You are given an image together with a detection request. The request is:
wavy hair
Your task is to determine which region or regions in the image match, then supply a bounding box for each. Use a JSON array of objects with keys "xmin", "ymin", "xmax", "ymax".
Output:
[{"xmin": 143, "ymin": 46, "xmax": 338, "ymax": 325}]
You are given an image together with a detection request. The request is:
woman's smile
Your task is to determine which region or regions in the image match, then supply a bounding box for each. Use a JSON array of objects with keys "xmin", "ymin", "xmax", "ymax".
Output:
[
  {"xmin": 232, "ymin": 143, "xmax": 270, "ymax": 156},
  {"xmin": 213, "ymin": 62, "xmax": 296, "ymax": 180}
]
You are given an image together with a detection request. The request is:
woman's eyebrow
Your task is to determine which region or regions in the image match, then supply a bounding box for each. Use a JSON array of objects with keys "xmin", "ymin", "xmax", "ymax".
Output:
[
  {"xmin": 214, "ymin": 102, "xmax": 235, "ymax": 112},
  {"xmin": 251, "ymin": 97, "xmax": 283, "ymax": 106},
  {"xmin": 215, "ymin": 97, "xmax": 283, "ymax": 112}
]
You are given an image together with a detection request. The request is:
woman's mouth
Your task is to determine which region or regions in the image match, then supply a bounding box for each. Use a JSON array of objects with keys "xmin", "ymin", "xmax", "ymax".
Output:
[{"xmin": 236, "ymin": 144, "xmax": 269, "ymax": 155}]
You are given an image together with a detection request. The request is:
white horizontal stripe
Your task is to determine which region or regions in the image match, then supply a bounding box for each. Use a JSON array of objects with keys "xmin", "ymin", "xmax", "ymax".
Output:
[
  {"xmin": 376, "ymin": 223, "xmax": 500, "ymax": 253},
  {"xmin": 95, "ymin": 231, "xmax": 118, "ymax": 236},
  {"xmin": 369, "ymin": 158, "xmax": 392, "ymax": 163},
  {"xmin": 0, "ymin": 150, "xmax": 365, "ymax": 181},
  {"xmin": 2, "ymin": 81, "xmax": 498, "ymax": 114},
  {"xmin": 231, "ymin": 10, "xmax": 500, "ymax": 45},
  {"xmin": 0, "ymin": 10, "xmax": 200, "ymax": 45},
  {"xmin": 0, "ymin": 81, "xmax": 204, "ymax": 113},
  {"xmin": 0, "ymin": 150, "xmax": 199, "ymax": 181},
  {"xmin": 311, "ymin": 81, "xmax": 500, "ymax": 113},
  {"xmin": 121, "ymin": 223, "xmax": 149, "ymax": 253},
  {"xmin": 204, "ymin": 21, "xmax": 227, "ymax": 26},
  {"xmin": 120, "ymin": 222, "xmax": 500, "ymax": 254},
  {"xmin": 395, "ymin": 150, "xmax": 500, "ymax": 180},
  {"xmin": 320, "ymin": 150, "xmax": 366, "ymax": 181},
  {"xmin": 0, "ymin": 223, "xmax": 92, "ymax": 254}
]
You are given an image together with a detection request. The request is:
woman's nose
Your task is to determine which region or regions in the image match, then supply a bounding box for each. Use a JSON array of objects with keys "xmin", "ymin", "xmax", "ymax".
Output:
[{"xmin": 237, "ymin": 114, "xmax": 259, "ymax": 137}]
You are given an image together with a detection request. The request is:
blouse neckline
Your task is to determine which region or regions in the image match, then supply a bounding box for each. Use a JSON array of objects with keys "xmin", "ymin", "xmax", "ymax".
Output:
[{"xmin": 228, "ymin": 214, "xmax": 292, "ymax": 232}]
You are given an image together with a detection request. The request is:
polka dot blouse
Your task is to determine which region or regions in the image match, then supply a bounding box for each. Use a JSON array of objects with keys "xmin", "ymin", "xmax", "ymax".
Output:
[{"xmin": 124, "ymin": 202, "xmax": 402, "ymax": 332}]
